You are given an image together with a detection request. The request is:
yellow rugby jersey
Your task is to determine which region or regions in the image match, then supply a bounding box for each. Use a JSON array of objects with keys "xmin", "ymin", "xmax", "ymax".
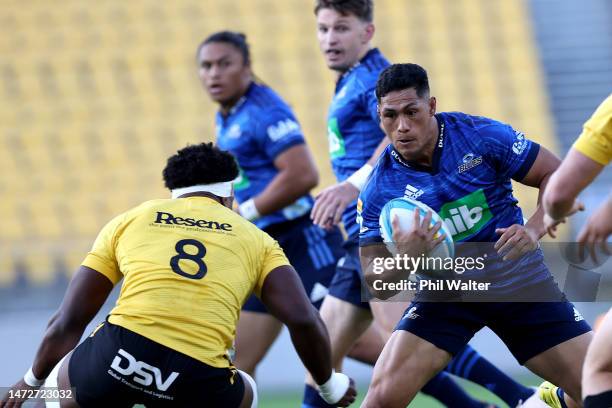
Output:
[
  {"xmin": 82, "ymin": 196, "xmax": 290, "ymax": 368},
  {"xmin": 573, "ymin": 94, "xmax": 612, "ymax": 165}
]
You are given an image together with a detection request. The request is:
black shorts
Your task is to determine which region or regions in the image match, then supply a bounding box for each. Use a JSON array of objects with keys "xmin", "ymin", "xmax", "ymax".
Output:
[
  {"xmin": 69, "ymin": 321, "xmax": 245, "ymax": 407},
  {"xmin": 395, "ymin": 279, "xmax": 592, "ymax": 364}
]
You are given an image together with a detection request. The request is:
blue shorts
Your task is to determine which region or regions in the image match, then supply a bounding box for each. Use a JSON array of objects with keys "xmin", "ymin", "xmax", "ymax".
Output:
[
  {"xmin": 396, "ymin": 279, "xmax": 592, "ymax": 365},
  {"xmin": 327, "ymin": 241, "xmax": 371, "ymax": 310},
  {"xmin": 243, "ymin": 215, "xmax": 343, "ymax": 313}
]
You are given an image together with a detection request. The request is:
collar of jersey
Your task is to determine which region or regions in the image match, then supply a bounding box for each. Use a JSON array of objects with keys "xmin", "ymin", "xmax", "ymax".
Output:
[
  {"xmin": 390, "ymin": 113, "xmax": 445, "ymax": 174},
  {"xmin": 337, "ymin": 48, "xmax": 380, "ymax": 85},
  {"xmin": 225, "ymin": 82, "xmax": 256, "ymax": 117}
]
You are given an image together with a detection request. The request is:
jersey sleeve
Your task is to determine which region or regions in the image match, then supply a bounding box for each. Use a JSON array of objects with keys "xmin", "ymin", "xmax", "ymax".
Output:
[
  {"xmin": 81, "ymin": 213, "xmax": 125, "ymax": 285},
  {"xmin": 572, "ymin": 95, "xmax": 612, "ymax": 166},
  {"xmin": 255, "ymin": 108, "xmax": 306, "ymax": 160},
  {"xmin": 253, "ymin": 231, "xmax": 291, "ymax": 297},
  {"xmin": 481, "ymin": 123, "xmax": 540, "ymax": 181},
  {"xmin": 358, "ymin": 181, "xmax": 384, "ymax": 247}
]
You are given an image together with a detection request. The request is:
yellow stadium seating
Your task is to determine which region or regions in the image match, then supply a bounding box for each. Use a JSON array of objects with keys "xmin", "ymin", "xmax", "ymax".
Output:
[{"xmin": 0, "ymin": 0, "xmax": 557, "ymax": 286}]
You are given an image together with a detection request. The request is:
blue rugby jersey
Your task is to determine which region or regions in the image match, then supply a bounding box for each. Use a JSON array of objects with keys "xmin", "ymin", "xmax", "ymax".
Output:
[
  {"xmin": 358, "ymin": 112, "xmax": 549, "ymax": 291},
  {"xmin": 216, "ymin": 82, "xmax": 313, "ymax": 230},
  {"xmin": 327, "ymin": 48, "xmax": 390, "ymax": 240}
]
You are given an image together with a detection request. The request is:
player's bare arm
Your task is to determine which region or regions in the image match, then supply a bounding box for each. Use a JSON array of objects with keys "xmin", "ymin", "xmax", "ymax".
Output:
[
  {"xmin": 312, "ymin": 136, "xmax": 390, "ymax": 229},
  {"xmin": 1, "ymin": 266, "xmax": 114, "ymax": 406},
  {"xmin": 249, "ymin": 144, "xmax": 319, "ymax": 216},
  {"xmin": 260, "ymin": 265, "xmax": 357, "ymax": 407},
  {"xmin": 495, "ymin": 146, "xmax": 565, "ymax": 260},
  {"xmin": 543, "ymin": 148, "xmax": 602, "ymax": 236}
]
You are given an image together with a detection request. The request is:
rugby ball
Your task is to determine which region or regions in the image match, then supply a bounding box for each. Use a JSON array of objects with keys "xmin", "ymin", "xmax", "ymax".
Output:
[{"xmin": 379, "ymin": 197, "xmax": 454, "ymax": 258}]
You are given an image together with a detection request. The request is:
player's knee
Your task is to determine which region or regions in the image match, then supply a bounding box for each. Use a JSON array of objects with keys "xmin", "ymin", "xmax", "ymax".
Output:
[
  {"xmin": 364, "ymin": 380, "xmax": 399, "ymax": 408},
  {"xmin": 239, "ymin": 370, "xmax": 258, "ymax": 408}
]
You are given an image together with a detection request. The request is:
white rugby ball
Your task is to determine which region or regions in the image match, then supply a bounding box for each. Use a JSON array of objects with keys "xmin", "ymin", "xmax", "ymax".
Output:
[{"xmin": 379, "ymin": 197, "xmax": 454, "ymax": 258}]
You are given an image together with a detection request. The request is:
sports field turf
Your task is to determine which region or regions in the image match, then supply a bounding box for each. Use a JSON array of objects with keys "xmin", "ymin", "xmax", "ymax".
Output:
[{"xmin": 258, "ymin": 377, "xmax": 540, "ymax": 407}]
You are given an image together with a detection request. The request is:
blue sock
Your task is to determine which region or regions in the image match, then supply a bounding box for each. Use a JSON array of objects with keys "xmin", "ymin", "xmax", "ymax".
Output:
[
  {"xmin": 557, "ymin": 387, "xmax": 569, "ymax": 408},
  {"xmin": 302, "ymin": 383, "xmax": 335, "ymax": 408},
  {"xmin": 422, "ymin": 371, "xmax": 490, "ymax": 408},
  {"xmin": 445, "ymin": 345, "xmax": 534, "ymax": 407}
]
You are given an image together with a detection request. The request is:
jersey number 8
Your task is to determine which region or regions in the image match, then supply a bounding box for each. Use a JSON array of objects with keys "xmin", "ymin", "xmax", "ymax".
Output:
[{"xmin": 170, "ymin": 239, "xmax": 207, "ymax": 279}]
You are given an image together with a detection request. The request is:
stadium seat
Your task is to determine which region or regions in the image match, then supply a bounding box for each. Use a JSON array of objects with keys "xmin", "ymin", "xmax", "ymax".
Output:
[{"xmin": 0, "ymin": 0, "xmax": 557, "ymax": 286}]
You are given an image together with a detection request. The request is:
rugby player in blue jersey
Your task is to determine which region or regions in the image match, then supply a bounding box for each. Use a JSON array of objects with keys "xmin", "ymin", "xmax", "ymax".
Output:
[
  {"xmin": 197, "ymin": 31, "xmax": 346, "ymax": 380},
  {"xmin": 358, "ymin": 63, "xmax": 593, "ymax": 408},
  {"xmin": 304, "ymin": 1, "xmax": 535, "ymax": 408}
]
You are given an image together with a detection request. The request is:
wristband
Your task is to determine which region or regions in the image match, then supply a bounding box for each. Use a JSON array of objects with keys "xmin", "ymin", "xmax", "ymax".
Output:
[
  {"xmin": 23, "ymin": 367, "xmax": 45, "ymax": 387},
  {"xmin": 318, "ymin": 370, "xmax": 350, "ymax": 404},
  {"xmin": 346, "ymin": 163, "xmax": 373, "ymax": 191},
  {"xmin": 239, "ymin": 198, "xmax": 260, "ymax": 221}
]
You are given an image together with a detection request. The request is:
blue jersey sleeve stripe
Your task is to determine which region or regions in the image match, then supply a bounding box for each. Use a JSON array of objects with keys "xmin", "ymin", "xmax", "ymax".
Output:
[
  {"xmin": 512, "ymin": 142, "xmax": 540, "ymax": 181},
  {"xmin": 359, "ymin": 235, "xmax": 383, "ymax": 246}
]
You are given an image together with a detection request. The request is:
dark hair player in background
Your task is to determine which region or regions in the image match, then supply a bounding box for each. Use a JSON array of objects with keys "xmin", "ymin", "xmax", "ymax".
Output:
[{"xmin": 196, "ymin": 31, "xmax": 347, "ymax": 385}]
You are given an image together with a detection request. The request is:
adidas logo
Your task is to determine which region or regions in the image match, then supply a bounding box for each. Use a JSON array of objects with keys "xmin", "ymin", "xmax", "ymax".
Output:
[
  {"xmin": 403, "ymin": 306, "xmax": 419, "ymax": 320},
  {"xmin": 573, "ymin": 307, "xmax": 584, "ymax": 322},
  {"xmin": 404, "ymin": 184, "xmax": 424, "ymax": 200}
]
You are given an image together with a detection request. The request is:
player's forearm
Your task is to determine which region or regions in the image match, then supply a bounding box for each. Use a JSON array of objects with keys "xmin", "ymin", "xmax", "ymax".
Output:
[
  {"xmin": 252, "ymin": 168, "xmax": 318, "ymax": 216},
  {"xmin": 527, "ymin": 181, "xmax": 548, "ymax": 239},
  {"xmin": 543, "ymin": 148, "xmax": 602, "ymax": 220},
  {"xmin": 531, "ymin": 168, "xmax": 555, "ymax": 236},
  {"xmin": 30, "ymin": 315, "xmax": 85, "ymax": 379},
  {"xmin": 286, "ymin": 311, "xmax": 333, "ymax": 385},
  {"xmin": 543, "ymin": 170, "xmax": 577, "ymax": 220}
]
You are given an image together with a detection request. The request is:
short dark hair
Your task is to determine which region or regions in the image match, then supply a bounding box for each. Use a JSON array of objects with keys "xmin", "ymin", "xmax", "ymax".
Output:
[
  {"xmin": 196, "ymin": 31, "xmax": 251, "ymax": 66},
  {"xmin": 163, "ymin": 143, "xmax": 239, "ymax": 190},
  {"xmin": 375, "ymin": 63, "xmax": 430, "ymax": 100},
  {"xmin": 314, "ymin": 0, "xmax": 373, "ymax": 22}
]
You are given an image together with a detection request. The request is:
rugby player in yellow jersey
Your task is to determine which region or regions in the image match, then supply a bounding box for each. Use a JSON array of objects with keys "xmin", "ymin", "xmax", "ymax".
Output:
[
  {"xmin": 543, "ymin": 94, "xmax": 612, "ymax": 408},
  {"xmin": 0, "ymin": 143, "xmax": 356, "ymax": 408},
  {"xmin": 544, "ymin": 93, "xmax": 612, "ymax": 249}
]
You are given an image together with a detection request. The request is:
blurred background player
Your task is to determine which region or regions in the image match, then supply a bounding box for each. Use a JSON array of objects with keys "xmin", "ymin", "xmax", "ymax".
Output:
[
  {"xmin": 196, "ymin": 31, "xmax": 347, "ymax": 381},
  {"xmin": 305, "ymin": 1, "xmax": 535, "ymax": 407},
  {"xmin": 357, "ymin": 63, "xmax": 593, "ymax": 408},
  {"xmin": 542, "ymin": 94, "xmax": 612, "ymax": 408},
  {"xmin": 0, "ymin": 143, "xmax": 356, "ymax": 408}
]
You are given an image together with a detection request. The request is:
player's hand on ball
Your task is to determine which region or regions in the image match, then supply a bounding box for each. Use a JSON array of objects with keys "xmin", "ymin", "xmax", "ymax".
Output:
[
  {"xmin": 392, "ymin": 209, "xmax": 445, "ymax": 258},
  {"xmin": 311, "ymin": 182, "xmax": 359, "ymax": 229},
  {"xmin": 494, "ymin": 224, "xmax": 539, "ymax": 261},
  {"xmin": 577, "ymin": 199, "xmax": 612, "ymax": 263}
]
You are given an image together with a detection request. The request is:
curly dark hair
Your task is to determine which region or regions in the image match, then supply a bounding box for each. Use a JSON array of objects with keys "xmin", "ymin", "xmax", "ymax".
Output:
[
  {"xmin": 163, "ymin": 143, "xmax": 239, "ymax": 190},
  {"xmin": 314, "ymin": 0, "xmax": 373, "ymax": 22},
  {"xmin": 375, "ymin": 63, "xmax": 430, "ymax": 101}
]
